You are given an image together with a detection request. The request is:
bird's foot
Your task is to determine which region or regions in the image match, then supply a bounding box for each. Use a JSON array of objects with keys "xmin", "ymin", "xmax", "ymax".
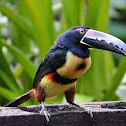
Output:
[
  {"xmin": 40, "ymin": 102, "xmax": 51, "ymax": 122},
  {"xmin": 79, "ymin": 105, "xmax": 93, "ymax": 118},
  {"xmin": 72, "ymin": 103, "xmax": 93, "ymax": 118}
]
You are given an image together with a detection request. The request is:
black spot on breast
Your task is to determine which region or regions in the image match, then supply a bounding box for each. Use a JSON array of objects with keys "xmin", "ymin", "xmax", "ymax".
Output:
[{"xmin": 76, "ymin": 63, "xmax": 86, "ymax": 71}]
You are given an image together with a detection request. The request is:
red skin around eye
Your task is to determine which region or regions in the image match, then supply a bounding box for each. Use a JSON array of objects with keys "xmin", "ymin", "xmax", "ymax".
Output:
[{"xmin": 75, "ymin": 27, "xmax": 83, "ymax": 31}]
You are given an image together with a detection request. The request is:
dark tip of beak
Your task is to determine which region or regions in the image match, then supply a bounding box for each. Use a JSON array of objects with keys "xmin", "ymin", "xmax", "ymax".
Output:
[
  {"xmin": 83, "ymin": 37, "xmax": 126, "ymax": 56},
  {"xmin": 81, "ymin": 29, "xmax": 126, "ymax": 56}
]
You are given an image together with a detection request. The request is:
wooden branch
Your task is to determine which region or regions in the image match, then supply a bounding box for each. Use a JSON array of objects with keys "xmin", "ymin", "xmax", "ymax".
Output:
[{"xmin": 0, "ymin": 101, "xmax": 126, "ymax": 126}]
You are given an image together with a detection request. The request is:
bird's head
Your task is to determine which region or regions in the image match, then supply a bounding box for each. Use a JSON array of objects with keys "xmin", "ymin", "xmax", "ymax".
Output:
[{"xmin": 56, "ymin": 26, "xmax": 126, "ymax": 57}]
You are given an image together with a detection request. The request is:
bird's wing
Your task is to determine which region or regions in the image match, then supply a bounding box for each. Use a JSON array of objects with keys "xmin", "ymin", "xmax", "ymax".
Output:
[{"xmin": 33, "ymin": 48, "xmax": 67, "ymax": 88}]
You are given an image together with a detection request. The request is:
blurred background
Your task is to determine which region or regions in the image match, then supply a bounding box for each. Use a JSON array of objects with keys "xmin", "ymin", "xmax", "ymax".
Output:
[{"xmin": 0, "ymin": 0, "xmax": 126, "ymax": 106}]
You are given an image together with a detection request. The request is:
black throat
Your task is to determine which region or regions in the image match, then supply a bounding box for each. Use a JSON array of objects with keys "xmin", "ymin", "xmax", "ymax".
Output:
[{"xmin": 70, "ymin": 45, "xmax": 90, "ymax": 58}]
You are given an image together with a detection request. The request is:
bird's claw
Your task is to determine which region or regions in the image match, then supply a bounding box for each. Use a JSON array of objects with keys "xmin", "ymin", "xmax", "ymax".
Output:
[
  {"xmin": 82, "ymin": 107, "xmax": 93, "ymax": 118},
  {"xmin": 73, "ymin": 103, "xmax": 93, "ymax": 118},
  {"xmin": 40, "ymin": 108, "xmax": 51, "ymax": 122},
  {"xmin": 40, "ymin": 101, "xmax": 51, "ymax": 122}
]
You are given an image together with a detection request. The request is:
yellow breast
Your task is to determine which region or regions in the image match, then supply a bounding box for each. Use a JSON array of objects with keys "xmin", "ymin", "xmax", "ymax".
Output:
[
  {"xmin": 39, "ymin": 51, "xmax": 91, "ymax": 99},
  {"xmin": 56, "ymin": 51, "xmax": 91, "ymax": 79},
  {"xmin": 40, "ymin": 76, "xmax": 76, "ymax": 98}
]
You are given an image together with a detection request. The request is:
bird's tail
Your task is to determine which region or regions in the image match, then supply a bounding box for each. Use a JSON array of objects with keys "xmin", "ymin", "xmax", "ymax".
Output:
[{"xmin": 3, "ymin": 89, "xmax": 34, "ymax": 107}]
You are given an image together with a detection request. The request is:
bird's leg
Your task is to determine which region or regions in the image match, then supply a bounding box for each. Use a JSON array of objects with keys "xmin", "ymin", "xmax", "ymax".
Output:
[
  {"xmin": 40, "ymin": 101, "xmax": 51, "ymax": 122},
  {"xmin": 36, "ymin": 84, "xmax": 51, "ymax": 122},
  {"xmin": 64, "ymin": 85, "xmax": 93, "ymax": 118}
]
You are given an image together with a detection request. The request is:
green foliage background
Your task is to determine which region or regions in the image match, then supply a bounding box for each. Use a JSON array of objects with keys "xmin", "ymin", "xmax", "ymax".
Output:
[{"xmin": 0, "ymin": 0, "xmax": 126, "ymax": 106}]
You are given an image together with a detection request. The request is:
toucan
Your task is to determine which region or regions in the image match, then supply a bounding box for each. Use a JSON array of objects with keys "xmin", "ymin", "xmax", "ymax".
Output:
[{"xmin": 3, "ymin": 26, "xmax": 126, "ymax": 121}]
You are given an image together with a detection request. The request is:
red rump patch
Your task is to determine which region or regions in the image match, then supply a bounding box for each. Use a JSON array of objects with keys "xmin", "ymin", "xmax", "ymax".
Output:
[
  {"xmin": 28, "ymin": 88, "xmax": 34, "ymax": 93},
  {"xmin": 54, "ymin": 41, "xmax": 57, "ymax": 44},
  {"xmin": 28, "ymin": 88, "xmax": 35, "ymax": 98}
]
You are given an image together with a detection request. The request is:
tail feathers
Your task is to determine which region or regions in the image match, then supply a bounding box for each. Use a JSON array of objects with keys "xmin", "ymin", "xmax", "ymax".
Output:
[{"xmin": 3, "ymin": 89, "xmax": 34, "ymax": 107}]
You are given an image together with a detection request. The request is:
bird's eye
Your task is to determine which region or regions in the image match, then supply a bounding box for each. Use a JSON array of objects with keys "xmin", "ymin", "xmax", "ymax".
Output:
[{"xmin": 80, "ymin": 29, "xmax": 85, "ymax": 34}]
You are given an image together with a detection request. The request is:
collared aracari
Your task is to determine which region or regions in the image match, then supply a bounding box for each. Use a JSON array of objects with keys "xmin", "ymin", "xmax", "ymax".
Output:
[{"xmin": 3, "ymin": 26, "xmax": 126, "ymax": 121}]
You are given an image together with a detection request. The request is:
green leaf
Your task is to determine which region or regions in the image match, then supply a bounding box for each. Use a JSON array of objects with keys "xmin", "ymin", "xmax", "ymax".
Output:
[
  {"xmin": 0, "ymin": 70, "xmax": 20, "ymax": 94},
  {"xmin": 61, "ymin": 0, "xmax": 80, "ymax": 28},
  {"xmin": 96, "ymin": 0, "xmax": 109, "ymax": 32},
  {"xmin": 13, "ymin": 64, "xmax": 24, "ymax": 79},
  {"xmin": 24, "ymin": 0, "xmax": 55, "ymax": 58},
  {"xmin": 1, "ymin": 41, "xmax": 37, "ymax": 79},
  {"xmin": 0, "ymin": 2, "xmax": 34, "ymax": 40},
  {"xmin": 0, "ymin": 87, "xmax": 17, "ymax": 101},
  {"xmin": 103, "ymin": 56, "xmax": 126, "ymax": 101},
  {"xmin": 85, "ymin": 0, "xmax": 101, "ymax": 29},
  {"xmin": 0, "ymin": 43, "xmax": 18, "ymax": 88},
  {"xmin": 79, "ymin": 0, "xmax": 86, "ymax": 26}
]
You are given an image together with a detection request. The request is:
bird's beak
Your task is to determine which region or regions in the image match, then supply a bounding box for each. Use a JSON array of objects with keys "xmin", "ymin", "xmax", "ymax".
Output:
[{"xmin": 81, "ymin": 29, "xmax": 126, "ymax": 56}]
